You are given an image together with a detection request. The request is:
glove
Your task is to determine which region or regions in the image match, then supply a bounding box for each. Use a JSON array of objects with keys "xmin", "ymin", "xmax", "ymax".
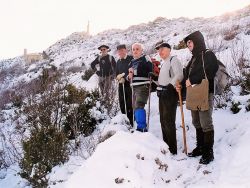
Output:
[
  {"xmin": 116, "ymin": 73, "xmax": 125, "ymax": 81},
  {"xmin": 148, "ymin": 72, "xmax": 158, "ymax": 81},
  {"xmin": 119, "ymin": 78, "xmax": 125, "ymax": 84}
]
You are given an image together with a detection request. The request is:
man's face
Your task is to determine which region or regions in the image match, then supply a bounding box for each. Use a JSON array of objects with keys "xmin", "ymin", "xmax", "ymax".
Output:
[
  {"xmin": 186, "ymin": 40, "xmax": 194, "ymax": 52},
  {"xmin": 132, "ymin": 44, "xmax": 142, "ymax": 59},
  {"xmin": 158, "ymin": 47, "xmax": 171, "ymax": 60},
  {"xmin": 100, "ymin": 48, "xmax": 108, "ymax": 56},
  {"xmin": 117, "ymin": 48, "xmax": 127, "ymax": 59}
]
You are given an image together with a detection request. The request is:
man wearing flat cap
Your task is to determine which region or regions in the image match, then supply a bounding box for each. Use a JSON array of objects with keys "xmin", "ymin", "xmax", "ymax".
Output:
[
  {"xmin": 155, "ymin": 40, "xmax": 183, "ymax": 155},
  {"xmin": 116, "ymin": 44, "xmax": 134, "ymax": 126},
  {"xmin": 91, "ymin": 44, "xmax": 116, "ymax": 96}
]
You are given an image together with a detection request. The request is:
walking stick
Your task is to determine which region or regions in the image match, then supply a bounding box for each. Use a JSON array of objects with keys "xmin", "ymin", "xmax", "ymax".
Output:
[
  {"xmin": 122, "ymin": 82, "xmax": 127, "ymax": 116},
  {"xmin": 146, "ymin": 76, "xmax": 152, "ymax": 131},
  {"xmin": 176, "ymin": 80, "xmax": 188, "ymax": 155},
  {"xmin": 129, "ymin": 71, "xmax": 135, "ymax": 130}
]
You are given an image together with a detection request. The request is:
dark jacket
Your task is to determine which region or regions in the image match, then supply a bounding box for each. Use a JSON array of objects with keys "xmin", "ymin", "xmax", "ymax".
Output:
[
  {"xmin": 116, "ymin": 55, "xmax": 133, "ymax": 77},
  {"xmin": 184, "ymin": 31, "xmax": 219, "ymax": 93},
  {"xmin": 91, "ymin": 54, "xmax": 116, "ymax": 77},
  {"xmin": 116, "ymin": 55, "xmax": 133, "ymax": 86},
  {"xmin": 129, "ymin": 55, "xmax": 153, "ymax": 85}
]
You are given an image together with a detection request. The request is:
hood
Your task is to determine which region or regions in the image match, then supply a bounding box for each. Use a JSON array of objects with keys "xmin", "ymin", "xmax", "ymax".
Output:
[{"xmin": 184, "ymin": 31, "xmax": 206, "ymax": 56}]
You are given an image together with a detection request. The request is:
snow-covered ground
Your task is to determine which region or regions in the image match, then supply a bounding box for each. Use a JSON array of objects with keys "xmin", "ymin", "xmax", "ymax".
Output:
[
  {"xmin": 42, "ymin": 90, "xmax": 248, "ymax": 188},
  {"xmin": 1, "ymin": 5, "xmax": 250, "ymax": 188}
]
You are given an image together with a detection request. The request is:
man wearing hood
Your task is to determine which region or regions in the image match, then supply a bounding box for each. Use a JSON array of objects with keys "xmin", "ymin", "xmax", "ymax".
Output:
[{"xmin": 180, "ymin": 31, "xmax": 218, "ymax": 164}]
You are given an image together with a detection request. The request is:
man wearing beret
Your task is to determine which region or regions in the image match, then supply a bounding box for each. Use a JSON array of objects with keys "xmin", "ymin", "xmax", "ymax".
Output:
[
  {"xmin": 155, "ymin": 40, "xmax": 183, "ymax": 155},
  {"xmin": 116, "ymin": 44, "xmax": 134, "ymax": 127},
  {"xmin": 91, "ymin": 45, "xmax": 116, "ymax": 96}
]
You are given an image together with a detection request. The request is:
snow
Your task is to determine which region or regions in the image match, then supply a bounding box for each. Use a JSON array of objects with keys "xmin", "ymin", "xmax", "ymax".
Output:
[{"xmin": 48, "ymin": 94, "xmax": 250, "ymax": 188}]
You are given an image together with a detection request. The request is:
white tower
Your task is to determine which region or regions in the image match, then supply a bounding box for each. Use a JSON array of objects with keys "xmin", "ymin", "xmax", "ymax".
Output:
[
  {"xmin": 87, "ymin": 21, "xmax": 90, "ymax": 35},
  {"xmin": 24, "ymin": 48, "xmax": 27, "ymax": 61}
]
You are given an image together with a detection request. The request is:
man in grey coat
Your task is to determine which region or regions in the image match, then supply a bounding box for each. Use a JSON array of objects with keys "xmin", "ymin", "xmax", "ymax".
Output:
[{"xmin": 155, "ymin": 41, "xmax": 183, "ymax": 155}]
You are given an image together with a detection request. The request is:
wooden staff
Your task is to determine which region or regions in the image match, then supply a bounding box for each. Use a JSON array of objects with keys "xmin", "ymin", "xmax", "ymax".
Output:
[{"xmin": 176, "ymin": 80, "xmax": 188, "ymax": 155}]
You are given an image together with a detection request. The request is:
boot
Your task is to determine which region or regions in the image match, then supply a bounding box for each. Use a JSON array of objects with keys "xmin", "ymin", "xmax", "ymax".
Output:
[
  {"xmin": 199, "ymin": 130, "xmax": 214, "ymax": 164},
  {"xmin": 134, "ymin": 108, "xmax": 148, "ymax": 132},
  {"xmin": 188, "ymin": 128, "xmax": 204, "ymax": 157}
]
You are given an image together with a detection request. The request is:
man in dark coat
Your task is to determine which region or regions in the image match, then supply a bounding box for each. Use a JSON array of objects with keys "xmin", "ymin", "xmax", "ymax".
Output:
[
  {"xmin": 116, "ymin": 44, "xmax": 134, "ymax": 127},
  {"xmin": 180, "ymin": 31, "xmax": 218, "ymax": 164},
  {"xmin": 91, "ymin": 45, "xmax": 116, "ymax": 96}
]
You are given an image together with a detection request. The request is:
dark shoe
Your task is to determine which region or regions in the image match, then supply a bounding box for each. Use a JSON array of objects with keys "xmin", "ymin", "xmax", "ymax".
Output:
[
  {"xmin": 136, "ymin": 128, "xmax": 148, "ymax": 132},
  {"xmin": 199, "ymin": 130, "xmax": 214, "ymax": 165},
  {"xmin": 199, "ymin": 149, "xmax": 214, "ymax": 164},
  {"xmin": 169, "ymin": 149, "xmax": 177, "ymax": 155},
  {"xmin": 188, "ymin": 146, "xmax": 202, "ymax": 157}
]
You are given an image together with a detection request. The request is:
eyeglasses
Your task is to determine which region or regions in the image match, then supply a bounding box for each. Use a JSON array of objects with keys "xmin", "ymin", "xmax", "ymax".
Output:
[{"xmin": 132, "ymin": 48, "xmax": 140, "ymax": 51}]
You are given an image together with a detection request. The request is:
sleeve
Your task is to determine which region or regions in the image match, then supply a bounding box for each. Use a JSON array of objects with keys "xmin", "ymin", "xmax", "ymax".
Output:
[
  {"xmin": 111, "ymin": 56, "xmax": 116, "ymax": 71},
  {"xmin": 145, "ymin": 55, "xmax": 153, "ymax": 75},
  {"xmin": 170, "ymin": 57, "xmax": 184, "ymax": 87},
  {"xmin": 204, "ymin": 51, "xmax": 219, "ymax": 79},
  {"xmin": 91, "ymin": 57, "xmax": 99, "ymax": 71},
  {"xmin": 116, "ymin": 60, "xmax": 120, "ymax": 76}
]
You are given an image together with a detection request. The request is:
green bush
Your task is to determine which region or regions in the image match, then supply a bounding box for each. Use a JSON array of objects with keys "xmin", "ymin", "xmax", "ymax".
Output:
[
  {"xmin": 230, "ymin": 101, "xmax": 241, "ymax": 114},
  {"xmin": 63, "ymin": 88, "xmax": 101, "ymax": 139},
  {"xmin": 64, "ymin": 84, "xmax": 87, "ymax": 104},
  {"xmin": 20, "ymin": 126, "xmax": 69, "ymax": 187}
]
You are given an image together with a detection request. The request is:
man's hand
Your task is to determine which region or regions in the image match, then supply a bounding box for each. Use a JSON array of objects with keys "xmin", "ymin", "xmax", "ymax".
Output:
[
  {"xmin": 128, "ymin": 68, "xmax": 134, "ymax": 80},
  {"xmin": 148, "ymin": 72, "xmax": 158, "ymax": 81},
  {"xmin": 175, "ymin": 80, "xmax": 182, "ymax": 93},
  {"xmin": 119, "ymin": 78, "xmax": 125, "ymax": 84},
  {"xmin": 186, "ymin": 79, "xmax": 191, "ymax": 87},
  {"xmin": 116, "ymin": 73, "xmax": 125, "ymax": 81}
]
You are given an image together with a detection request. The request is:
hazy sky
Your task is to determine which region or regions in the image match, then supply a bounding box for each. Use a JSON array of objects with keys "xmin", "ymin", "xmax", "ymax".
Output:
[{"xmin": 0, "ymin": 0, "xmax": 250, "ymax": 59}]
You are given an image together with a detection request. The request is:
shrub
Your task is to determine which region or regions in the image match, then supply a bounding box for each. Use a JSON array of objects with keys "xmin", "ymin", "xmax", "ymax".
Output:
[
  {"xmin": 67, "ymin": 65, "xmax": 84, "ymax": 74},
  {"xmin": 245, "ymin": 99, "xmax": 250, "ymax": 112},
  {"xmin": 82, "ymin": 67, "xmax": 95, "ymax": 81},
  {"xmin": 223, "ymin": 26, "xmax": 239, "ymax": 41},
  {"xmin": 64, "ymin": 84, "xmax": 87, "ymax": 104},
  {"xmin": 19, "ymin": 83, "xmax": 69, "ymax": 187},
  {"xmin": 173, "ymin": 40, "xmax": 186, "ymax": 50},
  {"xmin": 63, "ymin": 87, "xmax": 102, "ymax": 139},
  {"xmin": 11, "ymin": 93, "xmax": 23, "ymax": 108},
  {"xmin": 230, "ymin": 101, "xmax": 241, "ymax": 114},
  {"xmin": 20, "ymin": 126, "xmax": 69, "ymax": 187},
  {"xmin": 241, "ymin": 71, "xmax": 250, "ymax": 95}
]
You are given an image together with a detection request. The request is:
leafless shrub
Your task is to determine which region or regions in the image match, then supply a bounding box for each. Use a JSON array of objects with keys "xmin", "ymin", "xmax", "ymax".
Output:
[
  {"xmin": 173, "ymin": 40, "xmax": 186, "ymax": 50},
  {"xmin": 206, "ymin": 38, "xmax": 226, "ymax": 53},
  {"xmin": 98, "ymin": 79, "xmax": 119, "ymax": 117},
  {"xmin": 0, "ymin": 125, "xmax": 23, "ymax": 169},
  {"xmin": 230, "ymin": 40, "xmax": 249, "ymax": 82},
  {"xmin": 67, "ymin": 65, "xmax": 85, "ymax": 74},
  {"xmin": 223, "ymin": 25, "xmax": 240, "ymax": 41}
]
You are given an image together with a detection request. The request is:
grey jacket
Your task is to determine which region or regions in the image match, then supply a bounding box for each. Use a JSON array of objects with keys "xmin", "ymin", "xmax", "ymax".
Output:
[{"xmin": 158, "ymin": 56, "xmax": 183, "ymax": 87}]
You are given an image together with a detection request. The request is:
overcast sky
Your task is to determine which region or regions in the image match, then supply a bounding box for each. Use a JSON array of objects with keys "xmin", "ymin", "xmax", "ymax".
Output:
[{"xmin": 0, "ymin": 0, "xmax": 250, "ymax": 59}]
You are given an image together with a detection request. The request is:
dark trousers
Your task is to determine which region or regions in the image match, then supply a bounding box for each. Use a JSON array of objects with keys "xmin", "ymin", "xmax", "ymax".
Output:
[
  {"xmin": 118, "ymin": 82, "xmax": 133, "ymax": 126},
  {"xmin": 158, "ymin": 87, "xmax": 178, "ymax": 154}
]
